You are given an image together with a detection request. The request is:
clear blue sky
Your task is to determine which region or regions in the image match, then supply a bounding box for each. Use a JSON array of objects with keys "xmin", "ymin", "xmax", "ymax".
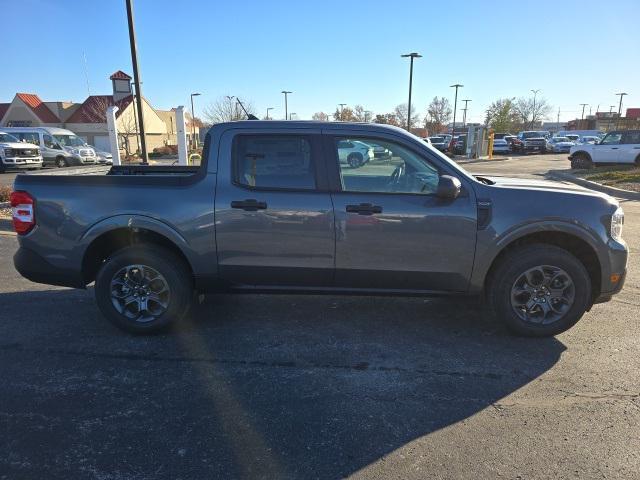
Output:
[{"xmin": 2, "ymin": 0, "xmax": 638, "ymax": 123}]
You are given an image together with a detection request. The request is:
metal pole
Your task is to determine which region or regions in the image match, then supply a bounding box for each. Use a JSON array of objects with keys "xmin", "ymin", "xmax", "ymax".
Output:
[
  {"xmin": 407, "ymin": 56, "xmax": 414, "ymax": 131},
  {"xmin": 190, "ymin": 94, "xmax": 196, "ymax": 149},
  {"xmin": 615, "ymin": 92, "xmax": 627, "ymax": 128},
  {"xmin": 282, "ymin": 91, "xmax": 291, "ymax": 120},
  {"xmin": 530, "ymin": 89, "xmax": 540, "ymax": 129},
  {"xmin": 461, "ymin": 99, "xmax": 471, "ymax": 127},
  {"xmin": 450, "ymin": 84, "xmax": 463, "ymax": 141},
  {"xmin": 125, "ymin": 0, "xmax": 148, "ymax": 164}
]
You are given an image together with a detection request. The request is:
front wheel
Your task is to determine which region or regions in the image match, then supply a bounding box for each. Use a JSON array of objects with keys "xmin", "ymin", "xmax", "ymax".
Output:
[
  {"xmin": 95, "ymin": 245, "xmax": 193, "ymax": 334},
  {"xmin": 487, "ymin": 244, "xmax": 591, "ymax": 337},
  {"xmin": 55, "ymin": 156, "xmax": 68, "ymax": 168},
  {"xmin": 570, "ymin": 153, "xmax": 593, "ymax": 169},
  {"xmin": 347, "ymin": 152, "xmax": 363, "ymax": 168}
]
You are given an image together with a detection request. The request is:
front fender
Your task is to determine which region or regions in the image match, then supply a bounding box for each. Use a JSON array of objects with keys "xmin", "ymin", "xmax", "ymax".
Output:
[{"xmin": 469, "ymin": 220, "xmax": 607, "ymax": 294}]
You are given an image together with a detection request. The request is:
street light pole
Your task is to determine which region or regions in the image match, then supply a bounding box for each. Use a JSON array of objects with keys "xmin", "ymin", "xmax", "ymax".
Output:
[
  {"xmin": 530, "ymin": 89, "xmax": 540, "ymax": 129},
  {"xmin": 281, "ymin": 91, "xmax": 292, "ymax": 120},
  {"xmin": 125, "ymin": 0, "xmax": 148, "ymax": 164},
  {"xmin": 401, "ymin": 52, "xmax": 422, "ymax": 131},
  {"xmin": 190, "ymin": 92, "xmax": 201, "ymax": 150},
  {"xmin": 461, "ymin": 99, "xmax": 471, "ymax": 127},
  {"xmin": 266, "ymin": 107, "xmax": 274, "ymax": 120},
  {"xmin": 450, "ymin": 84, "xmax": 463, "ymax": 138},
  {"xmin": 289, "ymin": 113, "xmax": 297, "ymax": 121},
  {"xmin": 579, "ymin": 103, "xmax": 588, "ymax": 129},
  {"xmin": 338, "ymin": 103, "xmax": 346, "ymax": 121}
]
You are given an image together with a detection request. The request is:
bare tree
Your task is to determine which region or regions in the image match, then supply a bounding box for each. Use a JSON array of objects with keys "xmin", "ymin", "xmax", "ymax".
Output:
[
  {"xmin": 514, "ymin": 96, "xmax": 552, "ymax": 129},
  {"xmin": 202, "ymin": 96, "xmax": 256, "ymax": 124},
  {"xmin": 394, "ymin": 103, "xmax": 420, "ymax": 129},
  {"xmin": 312, "ymin": 112, "xmax": 330, "ymax": 121},
  {"xmin": 373, "ymin": 113, "xmax": 400, "ymax": 126},
  {"xmin": 425, "ymin": 97, "xmax": 452, "ymax": 133}
]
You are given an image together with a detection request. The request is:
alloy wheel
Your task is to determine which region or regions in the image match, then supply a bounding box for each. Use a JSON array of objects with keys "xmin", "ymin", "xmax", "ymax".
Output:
[{"xmin": 110, "ymin": 265, "xmax": 171, "ymax": 323}]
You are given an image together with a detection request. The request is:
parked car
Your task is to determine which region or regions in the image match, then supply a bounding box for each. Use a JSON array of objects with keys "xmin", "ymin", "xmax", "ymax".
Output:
[
  {"xmin": 89, "ymin": 146, "xmax": 113, "ymax": 164},
  {"xmin": 579, "ymin": 136, "xmax": 601, "ymax": 145},
  {"xmin": 503, "ymin": 135, "xmax": 517, "ymax": 149},
  {"xmin": 513, "ymin": 131, "xmax": 547, "ymax": 153},
  {"xmin": 546, "ymin": 137, "xmax": 575, "ymax": 153},
  {"xmin": 493, "ymin": 132, "xmax": 512, "ymax": 140},
  {"xmin": 337, "ymin": 139, "xmax": 374, "ymax": 167},
  {"xmin": 11, "ymin": 121, "xmax": 627, "ymax": 337},
  {"xmin": 492, "ymin": 138, "xmax": 511, "ymax": 153},
  {"xmin": 564, "ymin": 134, "xmax": 580, "ymax": 143},
  {"xmin": 453, "ymin": 136, "xmax": 466, "ymax": 155},
  {"xmin": 2, "ymin": 127, "xmax": 96, "ymax": 167},
  {"xmin": 0, "ymin": 131, "xmax": 43, "ymax": 172},
  {"xmin": 371, "ymin": 143, "xmax": 392, "ymax": 159},
  {"xmin": 429, "ymin": 136, "xmax": 448, "ymax": 152},
  {"xmin": 569, "ymin": 130, "xmax": 640, "ymax": 168}
]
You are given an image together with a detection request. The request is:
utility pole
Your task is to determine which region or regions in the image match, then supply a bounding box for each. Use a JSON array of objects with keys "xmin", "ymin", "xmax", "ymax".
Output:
[
  {"xmin": 401, "ymin": 52, "xmax": 422, "ymax": 131},
  {"xmin": 615, "ymin": 92, "xmax": 628, "ymax": 128},
  {"xmin": 450, "ymin": 84, "xmax": 463, "ymax": 138},
  {"xmin": 461, "ymin": 99, "xmax": 471, "ymax": 127},
  {"xmin": 557, "ymin": 107, "xmax": 560, "ymax": 132},
  {"xmin": 338, "ymin": 103, "xmax": 347, "ymax": 121},
  {"xmin": 281, "ymin": 91, "xmax": 292, "ymax": 120},
  {"xmin": 609, "ymin": 105, "xmax": 616, "ymax": 131},
  {"xmin": 125, "ymin": 0, "xmax": 148, "ymax": 164},
  {"xmin": 579, "ymin": 103, "xmax": 588, "ymax": 129},
  {"xmin": 530, "ymin": 89, "xmax": 540, "ymax": 129},
  {"xmin": 266, "ymin": 107, "xmax": 274, "ymax": 120}
]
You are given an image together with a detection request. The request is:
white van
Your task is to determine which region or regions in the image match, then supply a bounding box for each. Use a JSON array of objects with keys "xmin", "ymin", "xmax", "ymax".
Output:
[
  {"xmin": 2, "ymin": 127, "xmax": 96, "ymax": 167},
  {"xmin": 0, "ymin": 131, "xmax": 43, "ymax": 172}
]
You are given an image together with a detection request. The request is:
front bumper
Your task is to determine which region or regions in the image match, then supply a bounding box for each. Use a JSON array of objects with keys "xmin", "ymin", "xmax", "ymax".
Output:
[
  {"xmin": 14, "ymin": 246, "xmax": 85, "ymax": 288},
  {"xmin": 2, "ymin": 157, "xmax": 43, "ymax": 168},
  {"xmin": 593, "ymin": 239, "xmax": 628, "ymax": 304}
]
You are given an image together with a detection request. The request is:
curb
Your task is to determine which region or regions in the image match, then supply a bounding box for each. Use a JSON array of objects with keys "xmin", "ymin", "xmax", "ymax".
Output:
[{"xmin": 547, "ymin": 170, "xmax": 640, "ymax": 201}]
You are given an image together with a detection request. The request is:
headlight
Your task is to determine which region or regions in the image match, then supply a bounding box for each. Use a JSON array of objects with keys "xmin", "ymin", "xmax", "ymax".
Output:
[
  {"xmin": 611, "ymin": 207, "xmax": 624, "ymax": 242},
  {"xmin": 71, "ymin": 148, "xmax": 80, "ymax": 154},
  {"xmin": 4, "ymin": 148, "xmax": 14, "ymax": 156}
]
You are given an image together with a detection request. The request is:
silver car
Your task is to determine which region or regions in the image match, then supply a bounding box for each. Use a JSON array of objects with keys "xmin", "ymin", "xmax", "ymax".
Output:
[
  {"xmin": 546, "ymin": 137, "xmax": 575, "ymax": 153},
  {"xmin": 337, "ymin": 139, "xmax": 374, "ymax": 167}
]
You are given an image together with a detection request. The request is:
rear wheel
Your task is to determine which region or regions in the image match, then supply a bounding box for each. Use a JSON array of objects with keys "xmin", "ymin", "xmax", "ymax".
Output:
[
  {"xmin": 55, "ymin": 156, "xmax": 68, "ymax": 168},
  {"xmin": 95, "ymin": 245, "xmax": 193, "ymax": 334},
  {"xmin": 570, "ymin": 152, "xmax": 593, "ymax": 169},
  {"xmin": 347, "ymin": 152, "xmax": 363, "ymax": 168},
  {"xmin": 487, "ymin": 244, "xmax": 591, "ymax": 337}
]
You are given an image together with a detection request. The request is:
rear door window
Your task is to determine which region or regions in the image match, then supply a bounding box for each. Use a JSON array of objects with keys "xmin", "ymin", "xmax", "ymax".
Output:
[
  {"xmin": 622, "ymin": 131, "xmax": 640, "ymax": 144},
  {"xmin": 233, "ymin": 135, "xmax": 316, "ymax": 190}
]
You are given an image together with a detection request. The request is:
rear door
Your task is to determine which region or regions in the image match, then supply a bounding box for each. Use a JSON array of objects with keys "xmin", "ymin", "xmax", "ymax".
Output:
[
  {"xmin": 214, "ymin": 129, "xmax": 335, "ymax": 288},
  {"xmin": 324, "ymin": 131, "xmax": 477, "ymax": 292},
  {"xmin": 593, "ymin": 132, "xmax": 622, "ymax": 163},
  {"xmin": 620, "ymin": 131, "xmax": 640, "ymax": 164}
]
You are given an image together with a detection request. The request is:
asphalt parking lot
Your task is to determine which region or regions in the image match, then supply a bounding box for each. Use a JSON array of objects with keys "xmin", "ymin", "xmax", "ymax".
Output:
[{"xmin": 0, "ymin": 154, "xmax": 638, "ymax": 479}]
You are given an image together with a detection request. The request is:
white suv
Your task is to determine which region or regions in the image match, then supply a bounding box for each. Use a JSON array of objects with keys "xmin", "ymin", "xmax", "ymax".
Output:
[
  {"xmin": 569, "ymin": 130, "xmax": 640, "ymax": 169},
  {"xmin": 337, "ymin": 139, "xmax": 374, "ymax": 168},
  {"xmin": 0, "ymin": 131, "xmax": 43, "ymax": 172}
]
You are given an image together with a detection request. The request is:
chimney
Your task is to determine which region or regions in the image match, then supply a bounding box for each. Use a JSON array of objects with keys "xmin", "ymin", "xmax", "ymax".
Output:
[{"xmin": 110, "ymin": 70, "xmax": 133, "ymax": 102}]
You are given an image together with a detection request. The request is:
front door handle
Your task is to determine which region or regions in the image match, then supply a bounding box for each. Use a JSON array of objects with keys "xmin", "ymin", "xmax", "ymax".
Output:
[
  {"xmin": 231, "ymin": 199, "xmax": 267, "ymax": 211},
  {"xmin": 346, "ymin": 203, "xmax": 383, "ymax": 215},
  {"xmin": 611, "ymin": 147, "xmax": 619, "ymax": 150}
]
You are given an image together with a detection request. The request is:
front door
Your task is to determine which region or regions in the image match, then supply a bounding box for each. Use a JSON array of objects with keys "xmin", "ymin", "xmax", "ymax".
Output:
[
  {"xmin": 620, "ymin": 131, "xmax": 640, "ymax": 164},
  {"xmin": 325, "ymin": 133, "xmax": 477, "ymax": 292},
  {"xmin": 214, "ymin": 131, "xmax": 335, "ymax": 288},
  {"xmin": 593, "ymin": 132, "xmax": 623, "ymax": 163}
]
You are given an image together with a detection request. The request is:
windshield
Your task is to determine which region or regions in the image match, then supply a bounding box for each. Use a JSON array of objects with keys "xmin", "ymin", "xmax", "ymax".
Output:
[
  {"xmin": 554, "ymin": 137, "xmax": 570, "ymax": 142},
  {"xmin": 0, "ymin": 133, "xmax": 19, "ymax": 143},
  {"xmin": 430, "ymin": 137, "xmax": 444, "ymax": 142},
  {"xmin": 54, "ymin": 134, "xmax": 86, "ymax": 147},
  {"xmin": 522, "ymin": 132, "xmax": 541, "ymax": 139}
]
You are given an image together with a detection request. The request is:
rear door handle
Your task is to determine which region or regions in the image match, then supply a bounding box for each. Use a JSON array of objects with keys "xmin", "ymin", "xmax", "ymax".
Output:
[
  {"xmin": 611, "ymin": 147, "xmax": 619, "ymax": 150},
  {"xmin": 346, "ymin": 203, "xmax": 383, "ymax": 215},
  {"xmin": 231, "ymin": 199, "xmax": 267, "ymax": 211}
]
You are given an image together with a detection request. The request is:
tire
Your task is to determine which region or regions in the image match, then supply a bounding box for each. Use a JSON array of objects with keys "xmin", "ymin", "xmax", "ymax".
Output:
[
  {"xmin": 95, "ymin": 245, "xmax": 193, "ymax": 334},
  {"xmin": 55, "ymin": 156, "xmax": 68, "ymax": 168},
  {"xmin": 487, "ymin": 244, "xmax": 591, "ymax": 337},
  {"xmin": 347, "ymin": 152, "xmax": 363, "ymax": 168},
  {"xmin": 570, "ymin": 152, "xmax": 593, "ymax": 169},
  {"xmin": 635, "ymin": 155, "xmax": 640, "ymax": 167}
]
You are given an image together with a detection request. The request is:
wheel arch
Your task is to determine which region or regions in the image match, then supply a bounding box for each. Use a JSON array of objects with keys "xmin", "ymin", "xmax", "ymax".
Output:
[
  {"xmin": 483, "ymin": 229, "xmax": 602, "ymax": 302},
  {"xmin": 80, "ymin": 215, "xmax": 195, "ymax": 285}
]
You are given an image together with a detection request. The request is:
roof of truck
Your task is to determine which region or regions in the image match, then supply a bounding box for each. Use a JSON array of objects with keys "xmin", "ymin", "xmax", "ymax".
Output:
[{"xmin": 211, "ymin": 120, "xmax": 409, "ymax": 134}]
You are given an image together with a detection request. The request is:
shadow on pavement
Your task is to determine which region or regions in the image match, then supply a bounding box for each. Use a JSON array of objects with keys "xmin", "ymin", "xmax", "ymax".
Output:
[{"xmin": 0, "ymin": 288, "xmax": 566, "ymax": 479}]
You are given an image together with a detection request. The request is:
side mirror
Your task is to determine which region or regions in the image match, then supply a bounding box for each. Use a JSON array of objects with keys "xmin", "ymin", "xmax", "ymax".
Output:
[{"xmin": 437, "ymin": 175, "xmax": 461, "ymax": 199}]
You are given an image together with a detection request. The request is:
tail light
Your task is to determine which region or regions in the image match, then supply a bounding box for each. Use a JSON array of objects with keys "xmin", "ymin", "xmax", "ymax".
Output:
[{"xmin": 10, "ymin": 190, "xmax": 35, "ymax": 235}]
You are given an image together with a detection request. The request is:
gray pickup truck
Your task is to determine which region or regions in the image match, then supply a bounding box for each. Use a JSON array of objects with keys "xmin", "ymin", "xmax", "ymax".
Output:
[{"xmin": 11, "ymin": 121, "xmax": 627, "ymax": 336}]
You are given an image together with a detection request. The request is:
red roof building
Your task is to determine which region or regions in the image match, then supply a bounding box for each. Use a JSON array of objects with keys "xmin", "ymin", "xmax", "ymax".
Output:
[
  {"xmin": 66, "ymin": 95, "xmax": 134, "ymax": 123},
  {"xmin": 15, "ymin": 93, "xmax": 60, "ymax": 123}
]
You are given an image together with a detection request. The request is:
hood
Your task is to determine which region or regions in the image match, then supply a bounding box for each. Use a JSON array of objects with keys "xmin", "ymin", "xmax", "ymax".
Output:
[
  {"xmin": 0, "ymin": 141, "xmax": 39, "ymax": 149},
  {"xmin": 479, "ymin": 175, "xmax": 610, "ymax": 198}
]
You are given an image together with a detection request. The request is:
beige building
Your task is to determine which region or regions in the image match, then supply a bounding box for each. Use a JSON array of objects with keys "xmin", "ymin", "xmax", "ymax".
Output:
[{"xmin": 0, "ymin": 71, "xmax": 194, "ymax": 155}]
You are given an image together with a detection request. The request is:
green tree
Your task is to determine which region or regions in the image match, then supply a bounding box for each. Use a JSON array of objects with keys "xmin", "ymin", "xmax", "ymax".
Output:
[{"xmin": 485, "ymin": 98, "xmax": 519, "ymax": 132}]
